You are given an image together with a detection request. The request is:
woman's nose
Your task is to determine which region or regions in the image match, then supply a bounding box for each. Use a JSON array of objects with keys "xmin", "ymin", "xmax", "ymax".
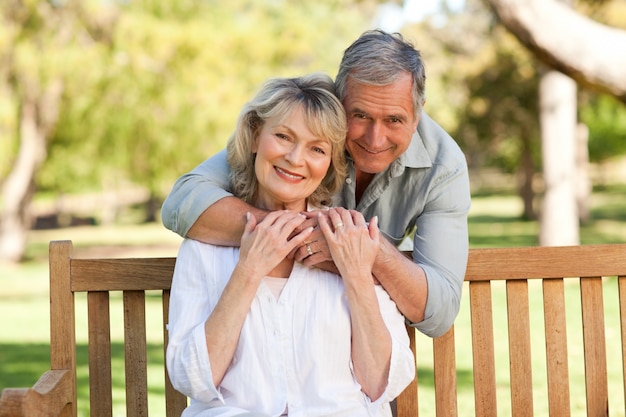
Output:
[{"xmin": 285, "ymin": 144, "xmax": 304, "ymax": 164}]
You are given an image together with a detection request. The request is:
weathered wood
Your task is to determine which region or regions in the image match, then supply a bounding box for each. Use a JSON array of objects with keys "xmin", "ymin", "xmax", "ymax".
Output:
[
  {"xmin": 506, "ymin": 279, "xmax": 533, "ymax": 416},
  {"xmin": 87, "ymin": 292, "xmax": 112, "ymax": 416},
  {"xmin": 433, "ymin": 327, "xmax": 457, "ymax": 417},
  {"xmin": 466, "ymin": 244, "xmax": 626, "ymax": 280},
  {"xmin": 470, "ymin": 281, "xmax": 497, "ymax": 417}
]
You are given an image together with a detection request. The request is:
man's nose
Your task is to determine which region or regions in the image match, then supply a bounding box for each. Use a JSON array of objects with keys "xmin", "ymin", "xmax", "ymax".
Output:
[{"xmin": 365, "ymin": 121, "xmax": 387, "ymax": 149}]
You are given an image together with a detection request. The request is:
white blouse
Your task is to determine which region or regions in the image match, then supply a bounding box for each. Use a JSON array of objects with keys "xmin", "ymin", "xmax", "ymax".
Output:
[{"xmin": 166, "ymin": 238, "xmax": 415, "ymax": 417}]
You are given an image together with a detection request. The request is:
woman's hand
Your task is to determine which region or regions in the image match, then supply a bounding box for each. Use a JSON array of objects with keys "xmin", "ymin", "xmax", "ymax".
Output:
[
  {"xmin": 239, "ymin": 210, "xmax": 313, "ymax": 278},
  {"xmin": 318, "ymin": 207, "xmax": 379, "ymax": 282}
]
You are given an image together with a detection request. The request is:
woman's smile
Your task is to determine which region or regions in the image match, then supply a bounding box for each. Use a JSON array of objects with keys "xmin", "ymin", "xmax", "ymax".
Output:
[{"xmin": 274, "ymin": 166, "xmax": 305, "ymax": 181}]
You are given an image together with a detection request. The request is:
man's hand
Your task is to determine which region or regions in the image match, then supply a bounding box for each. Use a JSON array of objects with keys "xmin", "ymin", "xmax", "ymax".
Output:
[{"xmin": 292, "ymin": 210, "xmax": 334, "ymax": 266}]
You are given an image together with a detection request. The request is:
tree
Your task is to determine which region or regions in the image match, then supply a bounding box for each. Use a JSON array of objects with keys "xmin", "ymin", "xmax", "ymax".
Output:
[
  {"xmin": 483, "ymin": 0, "xmax": 626, "ymax": 245},
  {"xmin": 485, "ymin": 0, "xmax": 626, "ymax": 104},
  {"xmin": 0, "ymin": 0, "xmax": 118, "ymax": 262},
  {"xmin": 0, "ymin": 0, "xmax": 371, "ymax": 263}
]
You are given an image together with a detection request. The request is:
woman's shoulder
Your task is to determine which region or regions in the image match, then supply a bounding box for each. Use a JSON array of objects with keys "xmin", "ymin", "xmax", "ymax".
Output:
[{"xmin": 178, "ymin": 239, "xmax": 239, "ymax": 262}]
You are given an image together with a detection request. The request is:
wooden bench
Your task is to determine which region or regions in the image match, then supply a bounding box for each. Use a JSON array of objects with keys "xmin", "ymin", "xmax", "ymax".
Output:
[{"xmin": 1, "ymin": 240, "xmax": 626, "ymax": 416}]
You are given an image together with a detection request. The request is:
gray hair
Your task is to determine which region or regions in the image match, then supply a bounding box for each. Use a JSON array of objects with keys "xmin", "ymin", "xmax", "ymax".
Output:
[
  {"xmin": 335, "ymin": 29, "xmax": 426, "ymax": 118},
  {"xmin": 226, "ymin": 73, "xmax": 348, "ymax": 207}
]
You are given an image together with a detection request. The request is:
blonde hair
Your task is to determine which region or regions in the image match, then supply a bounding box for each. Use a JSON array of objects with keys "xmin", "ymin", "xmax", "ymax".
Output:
[{"xmin": 227, "ymin": 73, "xmax": 347, "ymax": 207}]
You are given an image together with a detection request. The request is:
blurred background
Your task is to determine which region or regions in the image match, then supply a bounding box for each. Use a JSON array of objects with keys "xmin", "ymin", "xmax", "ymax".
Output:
[
  {"xmin": 1, "ymin": 0, "xmax": 626, "ymax": 415},
  {"xmin": 1, "ymin": 0, "xmax": 625, "ymax": 265}
]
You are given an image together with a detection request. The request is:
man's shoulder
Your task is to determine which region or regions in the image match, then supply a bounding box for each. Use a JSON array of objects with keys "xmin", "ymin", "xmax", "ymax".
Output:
[
  {"xmin": 414, "ymin": 112, "xmax": 466, "ymax": 166},
  {"xmin": 417, "ymin": 112, "xmax": 454, "ymax": 142}
]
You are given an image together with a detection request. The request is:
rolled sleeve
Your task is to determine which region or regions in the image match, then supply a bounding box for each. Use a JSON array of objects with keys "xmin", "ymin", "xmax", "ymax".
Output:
[
  {"xmin": 166, "ymin": 239, "xmax": 224, "ymax": 404},
  {"xmin": 167, "ymin": 322, "xmax": 224, "ymax": 404},
  {"xmin": 161, "ymin": 150, "xmax": 233, "ymax": 237},
  {"xmin": 411, "ymin": 161, "xmax": 470, "ymax": 337}
]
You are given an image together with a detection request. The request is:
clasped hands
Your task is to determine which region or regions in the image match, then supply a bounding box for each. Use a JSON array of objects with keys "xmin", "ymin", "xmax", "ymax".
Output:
[
  {"xmin": 292, "ymin": 207, "xmax": 379, "ymax": 276},
  {"xmin": 240, "ymin": 207, "xmax": 379, "ymax": 280}
]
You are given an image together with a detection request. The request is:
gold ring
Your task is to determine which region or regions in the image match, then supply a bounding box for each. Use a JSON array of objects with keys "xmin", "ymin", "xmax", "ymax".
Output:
[
  {"xmin": 306, "ymin": 244, "xmax": 313, "ymax": 256},
  {"xmin": 334, "ymin": 222, "xmax": 344, "ymax": 229}
]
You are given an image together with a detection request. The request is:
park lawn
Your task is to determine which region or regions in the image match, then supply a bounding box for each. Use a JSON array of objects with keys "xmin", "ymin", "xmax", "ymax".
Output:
[{"xmin": 2, "ymin": 187, "xmax": 626, "ymax": 416}]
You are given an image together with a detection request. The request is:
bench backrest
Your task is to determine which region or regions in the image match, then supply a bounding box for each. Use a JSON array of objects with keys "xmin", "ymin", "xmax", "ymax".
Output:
[
  {"xmin": 400, "ymin": 244, "xmax": 626, "ymax": 416},
  {"xmin": 22, "ymin": 241, "xmax": 626, "ymax": 416}
]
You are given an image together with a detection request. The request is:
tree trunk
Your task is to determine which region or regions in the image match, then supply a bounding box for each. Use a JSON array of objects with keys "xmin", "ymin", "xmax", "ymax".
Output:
[
  {"xmin": 539, "ymin": 70, "xmax": 579, "ymax": 246},
  {"xmin": 576, "ymin": 123, "xmax": 591, "ymax": 223},
  {"xmin": 0, "ymin": 79, "xmax": 63, "ymax": 262},
  {"xmin": 517, "ymin": 133, "xmax": 536, "ymax": 220}
]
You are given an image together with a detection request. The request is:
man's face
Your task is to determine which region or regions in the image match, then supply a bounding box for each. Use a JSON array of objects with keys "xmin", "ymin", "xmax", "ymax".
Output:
[{"xmin": 342, "ymin": 72, "xmax": 420, "ymax": 175}]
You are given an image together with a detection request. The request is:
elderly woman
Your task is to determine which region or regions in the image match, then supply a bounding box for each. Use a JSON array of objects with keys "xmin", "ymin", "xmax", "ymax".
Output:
[{"xmin": 166, "ymin": 73, "xmax": 414, "ymax": 417}]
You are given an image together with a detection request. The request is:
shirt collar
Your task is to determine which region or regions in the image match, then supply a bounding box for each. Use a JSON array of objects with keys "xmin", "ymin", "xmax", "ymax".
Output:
[{"xmin": 389, "ymin": 130, "xmax": 432, "ymax": 177}]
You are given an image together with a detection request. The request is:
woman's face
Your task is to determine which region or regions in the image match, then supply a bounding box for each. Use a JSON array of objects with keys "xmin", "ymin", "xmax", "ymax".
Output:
[{"xmin": 252, "ymin": 107, "xmax": 333, "ymax": 211}]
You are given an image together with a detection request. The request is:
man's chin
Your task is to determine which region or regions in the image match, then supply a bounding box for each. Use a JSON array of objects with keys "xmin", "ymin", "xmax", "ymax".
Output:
[{"xmin": 354, "ymin": 163, "xmax": 386, "ymax": 176}]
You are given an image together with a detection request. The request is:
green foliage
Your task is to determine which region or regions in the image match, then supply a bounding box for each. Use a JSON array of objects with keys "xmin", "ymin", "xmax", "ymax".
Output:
[
  {"xmin": 451, "ymin": 27, "xmax": 541, "ymax": 173},
  {"xmin": 580, "ymin": 93, "xmax": 626, "ymax": 162},
  {"xmin": 36, "ymin": 0, "xmax": 369, "ymax": 202}
]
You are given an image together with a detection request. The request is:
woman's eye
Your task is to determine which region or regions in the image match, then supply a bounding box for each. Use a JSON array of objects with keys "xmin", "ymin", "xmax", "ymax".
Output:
[
  {"xmin": 313, "ymin": 146, "xmax": 326, "ymax": 155},
  {"xmin": 276, "ymin": 133, "xmax": 290, "ymax": 141}
]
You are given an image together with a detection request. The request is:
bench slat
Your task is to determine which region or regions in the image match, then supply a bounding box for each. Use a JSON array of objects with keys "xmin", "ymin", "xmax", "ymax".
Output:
[
  {"xmin": 542, "ymin": 279, "xmax": 571, "ymax": 415},
  {"xmin": 71, "ymin": 259, "xmax": 176, "ymax": 292},
  {"xmin": 396, "ymin": 326, "xmax": 418, "ymax": 417},
  {"xmin": 620, "ymin": 276, "xmax": 626, "ymax": 410},
  {"xmin": 433, "ymin": 327, "xmax": 458, "ymax": 417},
  {"xmin": 48, "ymin": 240, "xmax": 77, "ymax": 416},
  {"xmin": 580, "ymin": 277, "xmax": 608, "ymax": 415},
  {"xmin": 123, "ymin": 291, "xmax": 149, "ymax": 417},
  {"xmin": 470, "ymin": 281, "xmax": 497, "ymax": 417},
  {"xmin": 162, "ymin": 290, "xmax": 188, "ymax": 415},
  {"xmin": 506, "ymin": 279, "xmax": 534, "ymax": 416},
  {"xmin": 88, "ymin": 292, "xmax": 113, "ymax": 416},
  {"xmin": 466, "ymin": 244, "xmax": 626, "ymax": 281}
]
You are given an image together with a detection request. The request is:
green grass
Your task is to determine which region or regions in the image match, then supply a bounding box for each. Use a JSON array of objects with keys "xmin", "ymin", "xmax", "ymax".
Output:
[{"xmin": 1, "ymin": 186, "xmax": 625, "ymax": 416}]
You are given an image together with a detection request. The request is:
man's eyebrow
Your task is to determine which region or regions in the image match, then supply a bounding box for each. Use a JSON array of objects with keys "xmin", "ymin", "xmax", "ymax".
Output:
[{"xmin": 348, "ymin": 106, "xmax": 368, "ymax": 114}]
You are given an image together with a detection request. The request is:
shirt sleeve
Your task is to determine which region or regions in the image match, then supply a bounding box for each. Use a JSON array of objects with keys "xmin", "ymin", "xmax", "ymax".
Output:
[
  {"xmin": 166, "ymin": 239, "xmax": 224, "ymax": 404},
  {"xmin": 161, "ymin": 149, "xmax": 234, "ymax": 237},
  {"xmin": 411, "ymin": 158, "xmax": 471, "ymax": 337},
  {"xmin": 364, "ymin": 285, "xmax": 416, "ymax": 414}
]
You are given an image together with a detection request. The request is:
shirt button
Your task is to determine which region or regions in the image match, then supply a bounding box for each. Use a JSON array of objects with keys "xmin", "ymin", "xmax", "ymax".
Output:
[{"xmin": 346, "ymin": 178, "xmax": 352, "ymax": 184}]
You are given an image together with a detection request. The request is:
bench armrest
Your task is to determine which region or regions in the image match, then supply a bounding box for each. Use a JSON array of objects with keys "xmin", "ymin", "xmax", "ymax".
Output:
[{"xmin": 0, "ymin": 370, "xmax": 73, "ymax": 417}]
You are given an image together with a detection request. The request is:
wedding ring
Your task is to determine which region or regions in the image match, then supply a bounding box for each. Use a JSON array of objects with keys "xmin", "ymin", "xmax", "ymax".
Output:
[
  {"xmin": 306, "ymin": 244, "xmax": 313, "ymax": 256},
  {"xmin": 334, "ymin": 222, "xmax": 344, "ymax": 229}
]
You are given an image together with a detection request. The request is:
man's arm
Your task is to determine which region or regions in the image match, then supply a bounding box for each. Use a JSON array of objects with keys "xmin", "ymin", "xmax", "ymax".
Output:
[
  {"xmin": 161, "ymin": 149, "xmax": 267, "ymax": 245},
  {"xmin": 375, "ymin": 164, "xmax": 470, "ymax": 337},
  {"xmin": 370, "ymin": 239, "xmax": 429, "ymax": 324},
  {"xmin": 298, "ymin": 162, "xmax": 470, "ymax": 337},
  {"xmin": 187, "ymin": 198, "xmax": 267, "ymax": 245}
]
